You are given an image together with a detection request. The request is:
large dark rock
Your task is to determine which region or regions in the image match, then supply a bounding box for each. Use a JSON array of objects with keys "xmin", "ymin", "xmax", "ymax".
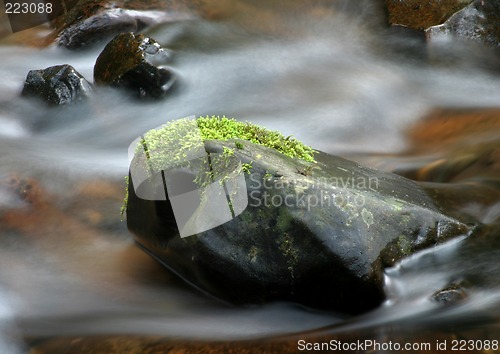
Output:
[
  {"xmin": 21, "ymin": 64, "xmax": 92, "ymax": 105},
  {"xmin": 94, "ymin": 33, "xmax": 174, "ymax": 99},
  {"xmin": 127, "ymin": 138, "xmax": 472, "ymax": 314}
]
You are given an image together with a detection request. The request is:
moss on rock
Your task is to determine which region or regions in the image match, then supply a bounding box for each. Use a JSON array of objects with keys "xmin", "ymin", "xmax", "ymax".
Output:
[
  {"xmin": 138, "ymin": 116, "xmax": 315, "ymax": 168},
  {"xmin": 123, "ymin": 116, "xmax": 315, "ymax": 214},
  {"xmin": 127, "ymin": 137, "xmax": 473, "ymax": 313},
  {"xmin": 196, "ymin": 116, "xmax": 316, "ymax": 162}
]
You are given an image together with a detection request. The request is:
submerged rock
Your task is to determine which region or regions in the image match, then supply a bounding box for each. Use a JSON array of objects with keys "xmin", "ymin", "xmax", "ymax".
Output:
[
  {"xmin": 432, "ymin": 284, "xmax": 468, "ymax": 305},
  {"xmin": 21, "ymin": 64, "xmax": 92, "ymax": 105},
  {"xmin": 94, "ymin": 33, "xmax": 174, "ymax": 99},
  {"xmin": 391, "ymin": 108, "xmax": 500, "ymax": 223},
  {"xmin": 126, "ymin": 117, "xmax": 472, "ymax": 314}
]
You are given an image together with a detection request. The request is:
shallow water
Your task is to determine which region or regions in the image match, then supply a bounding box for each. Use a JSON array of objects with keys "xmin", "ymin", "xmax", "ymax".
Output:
[{"xmin": 0, "ymin": 0, "xmax": 499, "ymax": 351}]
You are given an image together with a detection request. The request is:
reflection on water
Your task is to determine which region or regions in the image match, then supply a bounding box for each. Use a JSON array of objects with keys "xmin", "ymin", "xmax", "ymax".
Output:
[{"xmin": 0, "ymin": 0, "xmax": 499, "ymax": 350}]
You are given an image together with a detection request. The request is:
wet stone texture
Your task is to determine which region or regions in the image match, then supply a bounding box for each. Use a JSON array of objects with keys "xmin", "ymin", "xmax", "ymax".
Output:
[
  {"xmin": 21, "ymin": 64, "xmax": 92, "ymax": 106},
  {"xmin": 432, "ymin": 284, "xmax": 468, "ymax": 305},
  {"xmin": 94, "ymin": 33, "xmax": 174, "ymax": 99},
  {"xmin": 385, "ymin": 0, "xmax": 473, "ymax": 30},
  {"xmin": 51, "ymin": 0, "xmax": 198, "ymax": 49},
  {"xmin": 386, "ymin": 0, "xmax": 500, "ymax": 46},
  {"xmin": 426, "ymin": 0, "xmax": 500, "ymax": 46},
  {"xmin": 127, "ymin": 139, "xmax": 472, "ymax": 314}
]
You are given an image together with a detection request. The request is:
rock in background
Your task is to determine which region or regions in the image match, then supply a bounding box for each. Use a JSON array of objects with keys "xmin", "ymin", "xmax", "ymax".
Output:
[
  {"xmin": 94, "ymin": 32, "xmax": 174, "ymax": 99},
  {"xmin": 426, "ymin": 0, "xmax": 500, "ymax": 46},
  {"xmin": 386, "ymin": 0, "xmax": 500, "ymax": 46},
  {"xmin": 50, "ymin": 0, "xmax": 198, "ymax": 49}
]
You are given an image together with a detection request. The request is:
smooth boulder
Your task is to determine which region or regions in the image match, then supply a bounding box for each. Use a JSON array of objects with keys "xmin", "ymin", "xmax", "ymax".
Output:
[{"xmin": 127, "ymin": 138, "xmax": 472, "ymax": 314}]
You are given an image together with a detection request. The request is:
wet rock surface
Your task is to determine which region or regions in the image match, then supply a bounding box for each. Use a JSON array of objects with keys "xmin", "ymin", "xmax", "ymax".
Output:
[
  {"xmin": 94, "ymin": 33, "xmax": 174, "ymax": 99},
  {"xmin": 51, "ymin": 0, "xmax": 197, "ymax": 49},
  {"xmin": 127, "ymin": 139, "xmax": 472, "ymax": 314},
  {"xmin": 21, "ymin": 64, "xmax": 92, "ymax": 105},
  {"xmin": 386, "ymin": 0, "xmax": 500, "ymax": 46},
  {"xmin": 432, "ymin": 284, "xmax": 468, "ymax": 304},
  {"xmin": 385, "ymin": 0, "xmax": 472, "ymax": 30},
  {"xmin": 426, "ymin": 0, "xmax": 500, "ymax": 46}
]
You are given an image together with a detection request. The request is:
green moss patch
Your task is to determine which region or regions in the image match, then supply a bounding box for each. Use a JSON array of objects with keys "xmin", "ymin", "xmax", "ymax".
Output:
[
  {"xmin": 196, "ymin": 116, "xmax": 316, "ymax": 162},
  {"xmin": 140, "ymin": 116, "xmax": 315, "ymax": 167},
  {"xmin": 123, "ymin": 116, "xmax": 316, "ymax": 216}
]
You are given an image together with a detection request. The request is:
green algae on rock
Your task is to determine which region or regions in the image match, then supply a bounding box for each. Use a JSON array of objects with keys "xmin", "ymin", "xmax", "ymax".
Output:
[
  {"xmin": 126, "ymin": 119, "xmax": 473, "ymax": 313},
  {"xmin": 122, "ymin": 116, "xmax": 315, "ymax": 215},
  {"xmin": 137, "ymin": 115, "xmax": 316, "ymax": 168}
]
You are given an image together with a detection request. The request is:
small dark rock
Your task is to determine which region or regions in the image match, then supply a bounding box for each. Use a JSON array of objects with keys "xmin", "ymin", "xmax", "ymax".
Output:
[
  {"xmin": 94, "ymin": 33, "xmax": 174, "ymax": 99},
  {"xmin": 21, "ymin": 64, "xmax": 92, "ymax": 106},
  {"xmin": 432, "ymin": 285, "xmax": 467, "ymax": 304}
]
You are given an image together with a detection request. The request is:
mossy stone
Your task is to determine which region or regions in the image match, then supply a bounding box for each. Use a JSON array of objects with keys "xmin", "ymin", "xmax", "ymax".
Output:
[{"xmin": 127, "ymin": 136, "xmax": 473, "ymax": 314}]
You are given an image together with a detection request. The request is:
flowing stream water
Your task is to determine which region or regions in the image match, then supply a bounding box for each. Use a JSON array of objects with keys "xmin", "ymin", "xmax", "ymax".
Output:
[{"xmin": 0, "ymin": 1, "xmax": 500, "ymax": 352}]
